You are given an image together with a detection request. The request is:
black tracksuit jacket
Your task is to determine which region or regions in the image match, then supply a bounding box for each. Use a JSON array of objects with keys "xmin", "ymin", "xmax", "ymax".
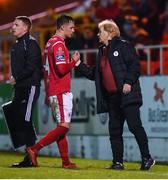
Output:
[{"xmin": 10, "ymin": 33, "xmax": 43, "ymax": 87}]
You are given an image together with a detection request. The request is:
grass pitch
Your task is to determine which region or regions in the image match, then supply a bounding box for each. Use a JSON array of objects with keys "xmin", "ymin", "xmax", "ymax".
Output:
[{"xmin": 0, "ymin": 151, "xmax": 168, "ymax": 179}]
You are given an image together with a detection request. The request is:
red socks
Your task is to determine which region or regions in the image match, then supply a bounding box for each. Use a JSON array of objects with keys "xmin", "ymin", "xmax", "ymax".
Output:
[
  {"xmin": 30, "ymin": 125, "xmax": 71, "ymax": 166},
  {"xmin": 31, "ymin": 125, "xmax": 69, "ymax": 152},
  {"xmin": 57, "ymin": 136, "xmax": 70, "ymax": 166}
]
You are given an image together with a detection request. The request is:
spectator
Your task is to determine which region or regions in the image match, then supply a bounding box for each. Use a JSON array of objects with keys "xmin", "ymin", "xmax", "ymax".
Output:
[
  {"xmin": 131, "ymin": 0, "xmax": 161, "ymax": 42},
  {"xmin": 35, "ymin": 7, "xmax": 57, "ymax": 43},
  {"xmin": 95, "ymin": 0, "xmax": 121, "ymax": 21}
]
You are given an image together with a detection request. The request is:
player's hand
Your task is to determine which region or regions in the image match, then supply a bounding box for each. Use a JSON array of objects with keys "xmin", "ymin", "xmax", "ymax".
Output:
[
  {"xmin": 75, "ymin": 60, "xmax": 81, "ymax": 67},
  {"xmin": 9, "ymin": 76, "xmax": 16, "ymax": 85},
  {"xmin": 122, "ymin": 83, "xmax": 131, "ymax": 94},
  {"xmin": 72, "ymin": 51, "xmax": 80, "ymax": 62}
]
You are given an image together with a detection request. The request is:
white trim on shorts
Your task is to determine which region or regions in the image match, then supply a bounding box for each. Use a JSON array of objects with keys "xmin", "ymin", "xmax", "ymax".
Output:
[{"xmin": 49, "ymin": 92, "xmax": 73, "ymax": 123}]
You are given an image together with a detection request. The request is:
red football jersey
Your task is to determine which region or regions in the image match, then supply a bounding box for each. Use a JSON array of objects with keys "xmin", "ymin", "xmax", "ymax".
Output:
[{"xmin": 43, "ymin": 35, "xmax": 74, "ymax": 97}]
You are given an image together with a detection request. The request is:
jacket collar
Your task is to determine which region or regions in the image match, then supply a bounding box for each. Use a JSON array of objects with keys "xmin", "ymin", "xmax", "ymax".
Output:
[
  {"xmin": 108, "ymin": 36, "xmax": 120, "ymax": 49},
  {"xmin": 17, "ymin": 32, "xmax": 29, "ymax": 41},
  {"xmin": 99, "ymin": 36, "xmax": 120, "ymax": 51}
]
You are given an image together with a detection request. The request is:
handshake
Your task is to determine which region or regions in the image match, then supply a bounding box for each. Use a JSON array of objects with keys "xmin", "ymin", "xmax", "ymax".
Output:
[{"xmin": 71, "ymin": 51, "xmax": 81, "ymax": 67}]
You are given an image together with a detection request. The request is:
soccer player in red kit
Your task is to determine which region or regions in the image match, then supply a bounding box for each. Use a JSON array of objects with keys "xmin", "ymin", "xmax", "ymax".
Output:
[{"xmin": 27, "ymin": 15, "xmax": 80, "ymax": 169}]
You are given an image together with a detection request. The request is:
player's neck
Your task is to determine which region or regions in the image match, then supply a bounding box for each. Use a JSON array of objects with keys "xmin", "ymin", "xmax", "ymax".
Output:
[{"xmin": 55, "ymin": 31, "xmax": 65, "ymax": 39}]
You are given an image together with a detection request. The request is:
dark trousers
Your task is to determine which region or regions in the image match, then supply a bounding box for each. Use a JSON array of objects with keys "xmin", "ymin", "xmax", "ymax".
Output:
[
  {"xmin": 107, "ymin": 94, "xmax": 150, "ymax": 163},
  {"xmin": 12, "ymin": 86, "xmax": 40, "ymax": 147}
]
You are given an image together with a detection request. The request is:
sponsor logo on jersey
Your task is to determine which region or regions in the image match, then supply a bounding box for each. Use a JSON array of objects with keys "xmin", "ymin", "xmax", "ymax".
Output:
[{"xmin": 56, "ymin": 54, "xmax": 65, "ymax": 61}]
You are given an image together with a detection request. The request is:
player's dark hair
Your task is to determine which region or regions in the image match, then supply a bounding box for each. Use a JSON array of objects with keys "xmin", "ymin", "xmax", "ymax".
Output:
[
  {"xmin": 15, "ymin": 16, "xmax": 32, "ymax": 31},
  {"xmin": 56, "ymin": 14, "xmax": 74, "ymax": 29}
]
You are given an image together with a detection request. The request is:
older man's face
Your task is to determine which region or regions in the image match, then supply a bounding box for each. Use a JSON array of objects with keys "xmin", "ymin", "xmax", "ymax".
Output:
[{"xmin": 97, "ymin": 27, "xmax": 109, "ymax": 45}]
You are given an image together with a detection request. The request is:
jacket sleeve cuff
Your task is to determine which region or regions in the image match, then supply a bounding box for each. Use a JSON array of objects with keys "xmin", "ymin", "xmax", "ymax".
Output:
[{"xmin": 124, "ymin": 79, "xmax": 133, "ymax": 85}]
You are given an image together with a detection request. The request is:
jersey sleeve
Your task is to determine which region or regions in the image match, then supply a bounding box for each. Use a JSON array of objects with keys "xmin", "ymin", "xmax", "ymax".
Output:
[
  {"xmin": 52, "ymin": 41, "xmax": 76, "ymax": 77},
  {"xmin": 53, "ymin": 42, "xmax": 66, "ymax": 65}
]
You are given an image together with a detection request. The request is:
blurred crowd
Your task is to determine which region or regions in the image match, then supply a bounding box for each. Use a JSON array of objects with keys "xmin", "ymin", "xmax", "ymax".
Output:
[
  {"xmin": 66, "ymin": 0, "xmax": 168, "ymax": 74},
  {"xmin": 34, "ymin": 0, "xmax": 167, "ymax": 49}
]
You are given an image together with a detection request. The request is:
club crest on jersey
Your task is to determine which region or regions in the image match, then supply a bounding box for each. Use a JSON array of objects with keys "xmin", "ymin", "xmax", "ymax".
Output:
[
  {"xmin": 58, "ymin": 47, "xmax": 62, "ymax": 51},
  {"xmin": 56, "ymin": 54, "xmax": 65, "ymax": 61}
]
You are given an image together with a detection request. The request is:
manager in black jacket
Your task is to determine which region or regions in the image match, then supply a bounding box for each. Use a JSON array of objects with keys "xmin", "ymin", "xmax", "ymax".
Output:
[
  {"xmin": 76, "ymin": 19, "xmax": 155, "ymax": 170},
  {"xmin": 9, "ymin": 16, "xmax": 42, "ymax": 167}
]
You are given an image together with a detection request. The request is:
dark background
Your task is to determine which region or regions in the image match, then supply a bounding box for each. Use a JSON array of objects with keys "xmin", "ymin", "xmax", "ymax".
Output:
[{"xmin": 0, "ymin": 0, "xmax": 78, "ymax": 25}]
